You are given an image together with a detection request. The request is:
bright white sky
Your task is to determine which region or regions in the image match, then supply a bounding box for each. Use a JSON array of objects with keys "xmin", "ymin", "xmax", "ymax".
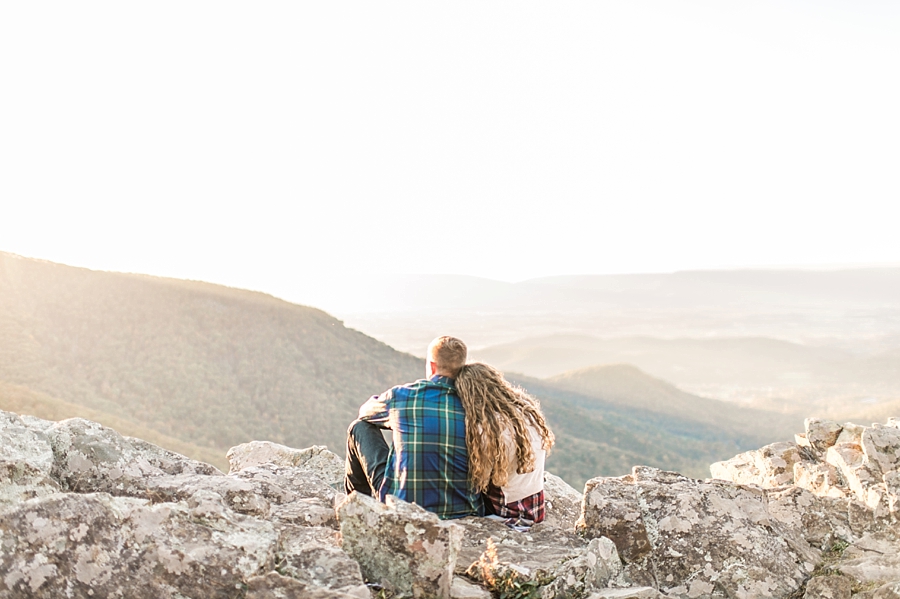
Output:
[{"xmin": 2, "ymin": 2, "xmax": 899, "ymax": 305}]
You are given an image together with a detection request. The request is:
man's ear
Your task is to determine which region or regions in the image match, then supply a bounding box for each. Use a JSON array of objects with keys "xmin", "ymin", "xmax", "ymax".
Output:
[{"xmin": 428, "ymin": 361, "xmax": 438, "ymax": 376}]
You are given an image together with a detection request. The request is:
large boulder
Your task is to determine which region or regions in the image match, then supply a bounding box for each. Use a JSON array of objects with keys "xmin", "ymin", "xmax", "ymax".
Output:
[
  {"xmin": 137, "ymin": 465, "xmax": 341, "ymax": 528},
  {"xmin": 0, "ymin": 492, "xmax": 278, "ymax": 598},
  {"xmin": 227, "ymin": 441, "xmax": 344, "ymax": 487},
  {"xmin": 456, "ymin": 514, "xmax": 588, "ymax": 576},
  {"xmin": 803, "ymin": 575, "xmax": 852, "ymax": 599},
  {"xmin": 542, "ymin": 472, "xmax": 583, "ymax": 531},
  {"xmin": 338, "ymin": 492, "xmax": 463, "ymax": 599},
  {"xmin": 0, "ymin": 411, "xmax": 59, "ymax": 509},
  {"xmin": 0, "ymin": 411, "xmax": 55, "ymax": 473},
  {"xmin": 805, "ymin": 418, "xmax": 844, "ymax": 455},
  {"xmin": 577, "ymin": 466, "xmax": 819, "ymax": 599},
  {"xmin": 765, "ymin": 486, "xmax": 857, "ymax": 550},
  {"xmin": 538, "ymin": 537, "xmax": 626, "ymax": 599},
  {"xmin": 244, "ymin": 572, "xmax": 362, "ymax": 599},
  {"xmin": 46, "ymin": 417, "xmax": 222, "ymax": 495},
  {"xmin": 709, "ymin": 441, "xmax": 801, "ymax": 488},
  {"xmin": 715, "ymin": 418, "xmax": 900, "ymax": 522},
  {"xmin": 274, "ymin": 524, "xmax": 369, "ymax": 597},
  {"xmin": 835, "ymin": 531, "xmax": 900, "ymax": 588}
]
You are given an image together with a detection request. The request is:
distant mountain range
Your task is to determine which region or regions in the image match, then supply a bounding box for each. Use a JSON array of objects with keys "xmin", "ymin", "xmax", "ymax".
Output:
[
  {"xmin": 320, "ymin": 270, "xmax": 900, "ymax": 355},
  {"xmin": 0, "ymin": 252, "xmax": 797, "ymax": 485},
  {"xmin": 472, "ymin": 334, "xmax": 900, "ymax": 393},
  {"xmin": 308, "ymin": 271, "xmax": 900, "ymax": 419}
]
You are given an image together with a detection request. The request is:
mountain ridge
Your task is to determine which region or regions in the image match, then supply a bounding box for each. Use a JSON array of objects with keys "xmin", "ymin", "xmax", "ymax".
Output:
[{"xmin": 0, "ymin": 251, "xmax": 800, "ymax": 485}]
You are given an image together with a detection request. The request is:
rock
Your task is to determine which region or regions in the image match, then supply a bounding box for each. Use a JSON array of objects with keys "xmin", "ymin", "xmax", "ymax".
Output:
[
  {"xmin": 874, "ymin": 581, "xmax": 900, "ymax": 599},
  {"xmin": 0, "ymin": 492, "xmax": 278, "ymax": 598},
  {"xmin": 234, "ymin": 463, "xmax": 342, "ymax": 508},
  {"xmin": 575, "ymin": 473, "xmax": 651, "ymax": 564},
  {"xmin": 139, "ymin": 466, "xmax": 341, "ymax": 527},
  {"xmin": 245, "ymin": 572, "xmax": 361, "ymax": 599},
  {"xmin": 587, "ymin": 588, "xmax": 663, "ymax": 599},
  {"xmin": 835, "ymin": 423, "xmax": 866, "ymax": 446},
  {"xmin": 542, "ymin": 472, "xmax": 583, "ymax": 531},
  {"xmin": 0, "ymin": 461, "xmax": 60, "ymax": 509},
  {"xmin": 836, "ymin": 532, "xmax": 900, "ymax": 586},
  {"xmin": 338, "ymin": 492, "xmax": 463, "ymax": 599},
  {"xmin": 539, "ymin": 537, "xmax": 625, "ymax": 599},
  {"xmin": 794, "ymin": 460, "xmax": 846, "ymax": 498},
  {"xmin": 803, "ymin": 575, "xmax": 852, "ymax": 599},
  {"xmin": 862, "ymin": 426, "xmax": 900, "ymax": 477},
  {"xmin": 0, "ymin": 411, "xmax": 60, "ymax": 509},
  {"xmin": 456, "ymin": 513, "xmax": 593, "ymax": 598},
  {"xmin": 227, "ymin": 441, "xmax": 344, "ymax": 487},
  {"xmin": 451, "ymin": 576, "xmax": 491, "ymax": 599},
  {"xmin": 807, "ymin": 419, "xmax": 844, "ymax": 454},
  {"xmin": 274, "ymin": 524, "xmax": 369, "ymax": 598},
  {"xmin": 577, "ymin": 466, "xmax": 819, "ymax": 598},
  {"xmin": 826, "ymin": 443, "xmax": 879, "ymax": 503},
  {"xmin": 710, "ymin": 448, "xmax": 760, "ymax": 486},
  {"xmin": 46, "ymin": 417, "xmax": 222, "ymax": 495},
  {"xmin": 709, "ymin": 441, "xmax": 800, "ymax": 488},
  {"xmin": 0, "ymin": 411, "xmax": 55, "ymax": 473},
  {"xmin": 766, "ymin": 486, "xmax": 855, "ymax": 550}
]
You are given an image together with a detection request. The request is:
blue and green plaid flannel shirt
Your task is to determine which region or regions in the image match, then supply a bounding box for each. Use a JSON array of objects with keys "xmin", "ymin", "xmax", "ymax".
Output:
[{"xmin": 358, "ymin": 375, "xmax": 484, "ymax": 519}]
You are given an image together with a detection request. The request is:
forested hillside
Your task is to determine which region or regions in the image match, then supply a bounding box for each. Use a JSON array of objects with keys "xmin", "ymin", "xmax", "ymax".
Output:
[{"xmin": 0, "ymin": 252, "xmax": 422, "ymax": 459}]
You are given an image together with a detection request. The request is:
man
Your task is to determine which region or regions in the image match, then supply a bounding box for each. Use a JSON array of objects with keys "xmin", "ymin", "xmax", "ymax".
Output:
[{"xmin": 344, "ymin": 336, "xmax": 483, "ymax": 519}]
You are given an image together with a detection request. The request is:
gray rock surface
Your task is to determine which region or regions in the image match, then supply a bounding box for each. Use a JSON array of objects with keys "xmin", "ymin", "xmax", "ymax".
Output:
[
  {"xmin": 9, "ymin": 408, "xmax": 900, "ymax": 599},
  {"xmin": 873, "ymin": 581, "xmax": 900, "ymax": 599},
  {"xmin": 451, "ymin": 576, "xmax": 492, "ymax": 599},
  {"xmin": 715, "ymin": 418, "xmax": 900, "ymax": 521},
  {"xmin": 0, "ymin": 411, "xmax": 60, "ymax": 509},
  {"xmin": 244, "ymin": 572, "xmax": 361, "ymax": 599},
  {"xmin": 338, "ymin": 492, "xmax": 463, "ymax": 598},
  {"xmin": 227, "ymin": 441, "xmax": 344, "ymax": 487},
  {"xmin": 837, "ymin": 532, "xmax": 900, "ymax": 586},
  {"xmin": 587, "ymin": 588, "xmax": 663, "ymax": 599},
  {"xmin": 710, "ymin": 441, "xmax": 801, "ymax": 488},
  {"xmin": 803, "ymin": 575, "xmax": 852, "ymax": 599},
  {"xmin": 577, "ymin": 466, "xmax": 819, "ymax": 598},
  {"xmin": 47, "ymin": 417, "xmax": 222, "ymax": 495},
  {"xmin": 542, "ymin": 471, "xmax": 583, "ymax": 531},
  {"xmin": 0, "ymin": 492, "xmax": 277, "ymax": 598},
  {"xmin": 274, "ymin": 524, "xmax": 368, "ymax": 597},
  {"xmin": 540, "ymin": 537, "xmax": 626, "ymax": 599},
  {"xmin": 806, "ymin": 419, "xmax": 845, "ymax": 455}
]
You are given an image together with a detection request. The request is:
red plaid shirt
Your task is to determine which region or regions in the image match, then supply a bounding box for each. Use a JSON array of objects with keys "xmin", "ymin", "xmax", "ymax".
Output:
[{"xmin": 483, "ymin": 484, "xmax": 545, "ymax": 527}]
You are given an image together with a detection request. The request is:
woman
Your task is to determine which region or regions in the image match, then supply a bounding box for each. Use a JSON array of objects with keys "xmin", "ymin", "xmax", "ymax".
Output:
[{"xmin": 455, "ymin": 362, "xmax": 555, "ymax": 527}]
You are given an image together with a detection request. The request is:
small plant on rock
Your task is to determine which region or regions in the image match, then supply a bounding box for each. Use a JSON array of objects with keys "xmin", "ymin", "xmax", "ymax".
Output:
[{"xmin": 465, "ymin": 539, "xmax": 552, "ymax": 599}]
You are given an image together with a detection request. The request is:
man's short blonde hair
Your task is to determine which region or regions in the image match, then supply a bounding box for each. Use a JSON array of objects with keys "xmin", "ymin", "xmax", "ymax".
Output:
[{"xmin": 428, "ymin": 336, "xmax": 467, "ymax": 377}]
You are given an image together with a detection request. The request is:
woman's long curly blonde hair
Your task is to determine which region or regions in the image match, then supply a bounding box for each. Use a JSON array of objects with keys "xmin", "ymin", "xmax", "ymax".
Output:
[{"xmin": 455, "ymin": 362, "xmax": 555, "ymax": 493}]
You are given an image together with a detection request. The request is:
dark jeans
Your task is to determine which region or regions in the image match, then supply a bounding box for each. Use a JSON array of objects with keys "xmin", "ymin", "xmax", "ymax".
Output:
[{"xmin": 345, "ymin": 419, "xmax": 389, "ymax": 496}]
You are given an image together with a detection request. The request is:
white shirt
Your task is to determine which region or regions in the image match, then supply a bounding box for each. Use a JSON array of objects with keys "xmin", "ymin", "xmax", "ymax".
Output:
[{"xmin": 495, "ymin": 424, "xmax": 546, "ymax": 503}]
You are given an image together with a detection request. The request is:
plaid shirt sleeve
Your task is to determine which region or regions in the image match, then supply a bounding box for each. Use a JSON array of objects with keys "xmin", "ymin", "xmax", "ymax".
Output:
[{"xmin": 358, "ymin": 388, "xmax": 393, "ymax": 425}]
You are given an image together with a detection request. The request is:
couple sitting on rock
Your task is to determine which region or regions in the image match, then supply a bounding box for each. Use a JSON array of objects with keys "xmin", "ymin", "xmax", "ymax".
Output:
[{"xmin": 345, "ymin": 336, "xmax": 555, "ymax": 527}]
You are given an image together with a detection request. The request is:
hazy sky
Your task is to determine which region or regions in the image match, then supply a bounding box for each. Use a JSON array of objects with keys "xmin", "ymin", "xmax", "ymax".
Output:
[{"xmin": 2, "ymin": 2, "xmax": 898, "ymax": 302}]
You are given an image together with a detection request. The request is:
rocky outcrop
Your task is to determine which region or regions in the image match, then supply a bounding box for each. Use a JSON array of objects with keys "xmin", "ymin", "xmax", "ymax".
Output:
[
  {"xmin": 6, "ymin": 409, "xmax": 900, "ymax": 598},
  {"xmin": 577, "ymin": 466, "xmax": 818, "ymax": 598},
  {"xmin": 227, "ymin": 441, "xmax": 345, "ymax": 485},
  {"xmin": 0, "ymin": 411, "xmax": 360, "ymax": 599},
  {"xmin": 712, "ymin": 417, "xmax": 900, "ymax": 517},
  {"xmin": 0, "ymin": 491, "xmax": 282, "ymax": 598},
  {"xmin": 339, "ymin": 492, "xmax": 463, "ymax": 598}
]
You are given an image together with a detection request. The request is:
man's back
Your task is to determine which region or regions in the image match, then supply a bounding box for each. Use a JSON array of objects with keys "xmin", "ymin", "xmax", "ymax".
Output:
[{"xmin": 358, "ymin": 375, "xmax": 483, "ymax": 519}]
